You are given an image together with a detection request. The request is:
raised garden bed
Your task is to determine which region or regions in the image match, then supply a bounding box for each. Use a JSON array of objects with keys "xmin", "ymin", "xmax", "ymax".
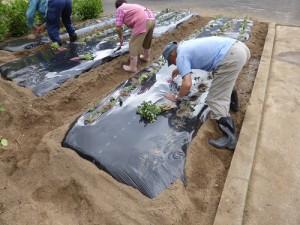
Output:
[
  {"xmin": 0, "ymin": 11, "xmax": 268, "ymax": 225},
  {"xmin": 62, "ymin": 16, "xmax": 254, "ymax": 198}
]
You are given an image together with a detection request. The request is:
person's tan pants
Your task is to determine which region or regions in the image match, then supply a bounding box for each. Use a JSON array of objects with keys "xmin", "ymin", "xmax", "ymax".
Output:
[
  {"xmin": 129, "ymin": 20, "xmax": 156, "ymax": 56},
  {"xmin": 206, "ymin": 41, "xmax": 250, "ymax": 120}
]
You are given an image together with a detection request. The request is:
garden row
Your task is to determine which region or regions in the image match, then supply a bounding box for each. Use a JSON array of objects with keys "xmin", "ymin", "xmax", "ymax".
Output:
[
  {"xmin": 62, "ymin": 15, "xmax": 253, "ymax": 198},
  {"xmin": 0, "ymin": 10, "xmax": 195, "ymax": 96}
]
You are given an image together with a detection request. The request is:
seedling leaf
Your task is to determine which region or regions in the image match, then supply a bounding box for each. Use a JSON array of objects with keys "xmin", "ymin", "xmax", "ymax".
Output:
[
  {"xmin": 0, "ymin": 102, "xmax": 4, "ymax": 112},
  {"xmin": 50, "ymin": 42, "xmax": 60, "ymax": 50},
  {"xmin": 1, "ymin": 139, "xmax": 8, "ymax": 146}
]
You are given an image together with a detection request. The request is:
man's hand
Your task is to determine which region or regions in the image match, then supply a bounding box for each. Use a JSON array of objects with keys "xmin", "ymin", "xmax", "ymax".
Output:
[
  {"xmin": 57, "ymin": 47, "xmax": 67, "ymax": 52},
  {"xmin": 116, "ymin": 26, "xmax": 123, "ymax": 46},
  {"xmin": 165, "ymin": 93, "xmax": 182, "ymax": 102},
  {"xmin": 171, "ymin": 68, "xmax": 180, "ymax": 80},
  {"xmin": 36, "ymin": 24, "xmax": 46, "ymax": 34},
  {"xmin": 165, "ymin": 73, "xmax": 192, "ymax": 102}
]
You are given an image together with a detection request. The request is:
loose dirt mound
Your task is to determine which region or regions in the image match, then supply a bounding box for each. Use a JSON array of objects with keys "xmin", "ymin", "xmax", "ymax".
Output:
[{"xmin": 0, "ymin": 16, "xmax": 267, "ymax": 225}]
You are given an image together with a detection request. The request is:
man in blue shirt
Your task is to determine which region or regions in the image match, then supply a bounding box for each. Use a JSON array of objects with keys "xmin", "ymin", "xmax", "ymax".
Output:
[
  {"xmin": 26, "ymin": 0, "xmax": 77, "ymax": 50},
  {"xmin": 162, "ymin": 36, "xmax": 250, "ymax": 150}
]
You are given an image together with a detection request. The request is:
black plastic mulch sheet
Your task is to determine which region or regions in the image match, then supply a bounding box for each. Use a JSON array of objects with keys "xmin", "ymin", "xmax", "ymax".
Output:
[
  {"xmin": 194, "ymin": 17, "xmax": 253, "ymax": 41},
  {"xmin": 0, "ymin": 37, "xmax": 50, "ymax": 52},
  {"xmin": 62, "ymin": 60, "xmax": 211, "ymax": 198},
  {"xmin": 0, "ymin": 17, "xmax": 115, "ymax": 52},
  {"xmin": 0, "ymin": 11, "xmax": 195, "ymax": 96},
  {"xmin": 62, "ymin": 17, "xmax": 254, "ymax": 198},
  {"xmin": 0, "ymin": 40, "xmax": 130, "ymax": 96}
]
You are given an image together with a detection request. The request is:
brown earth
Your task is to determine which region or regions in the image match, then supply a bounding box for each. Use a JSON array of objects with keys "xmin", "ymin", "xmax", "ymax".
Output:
[{"xmin": 0, "ymin": 16, "xmax": 267, "ymax": 225}]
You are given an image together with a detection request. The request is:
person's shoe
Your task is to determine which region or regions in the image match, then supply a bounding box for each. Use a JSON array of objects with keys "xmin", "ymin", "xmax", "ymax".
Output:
[
  {"xmin": 123, "ymin": 56, "xmax": 138, "ymax": 72},
  {"xmin": 139, "ymin": 48, "xmax": 151, "ymax": 62},
  {"xmin": 209, "ymin": 116, "xmax": 237, "ymax": 150},
  {"xmin": 230, "ymin": 89, "xmax": 240, "ymax": 112},
  {"xmin": 70, "ymin": 33, "xmax": 77, "ymax": 42}
]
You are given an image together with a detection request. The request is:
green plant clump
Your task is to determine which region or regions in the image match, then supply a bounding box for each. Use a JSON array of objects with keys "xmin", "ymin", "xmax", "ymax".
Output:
[
  {"xmin": 80, "ymin": 54, "xmax": 95, "ymax": 60},
  {"xmin": 138, "ymin": 74, "xmax": 149, "ymax": 83},
  {"xmin": 0, "ymin": 2, "xmax": 9, "ymax": 40},
  {"xmin": 7, "ymin": 0, "xmax": 29, "ymax": 37},
  {"xmin": 50, "ymin": 42, "xmax": 60, "ymax": 50},
  {"xmin": 73, "ymin": 0, "xmax": 103, "ymax": 20},
  {"xmin": 136, "ymin": 101, "xmax": 165, "ymax": 123},
  {"xmin": 120, "ymin": 84, "xmax": 136, "ymax": 96}
]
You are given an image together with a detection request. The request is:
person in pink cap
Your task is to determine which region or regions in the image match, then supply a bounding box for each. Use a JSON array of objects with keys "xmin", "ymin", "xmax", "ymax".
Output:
[{"xmin": 115, "ymin": 0, "xmax": 156, "ymax": 72}]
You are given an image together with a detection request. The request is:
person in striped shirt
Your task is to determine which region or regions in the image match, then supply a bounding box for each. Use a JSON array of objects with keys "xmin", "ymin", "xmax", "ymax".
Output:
[{"xmin": 115, "ymin": 0, "xmax": 156, "ymax": 72}]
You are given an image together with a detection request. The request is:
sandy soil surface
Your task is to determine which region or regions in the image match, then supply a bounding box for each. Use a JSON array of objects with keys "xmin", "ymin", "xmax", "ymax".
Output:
[{"xmin": 0, "ymin": 16, "xmax": 267, "ymax": 225}]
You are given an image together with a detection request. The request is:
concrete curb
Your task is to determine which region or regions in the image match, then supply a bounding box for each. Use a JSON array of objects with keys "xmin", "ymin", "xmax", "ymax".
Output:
[{"xmin": 213, "ymin": 23, "xmax": 276, "ymax": 225}]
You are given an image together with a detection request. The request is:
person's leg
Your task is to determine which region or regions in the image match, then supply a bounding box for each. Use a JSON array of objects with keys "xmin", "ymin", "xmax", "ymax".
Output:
[
  {"xmin": 207, "ymin": 41, "xmax": 250, "ymax": 149},
  {"xmin": 140, "ymin": 20, "xmax": 155, "ymax": 62},
  {"xmin": 230, "ymin": 86, "xmax": 240, "ymax": 112},
  {"xmin": 61, "ymin": 0, "xmax": 76, "ymax": 42},
  {"xmin": 207, "ymin": 41, "xmax": 250, "ymax": 120},
  {"xmin": 46, "ymin": 0, "xmax": 63, "ymax": 44},
  {"xmin": 124, "ymin": 32, "xmax": 146, "ymax": 72}
]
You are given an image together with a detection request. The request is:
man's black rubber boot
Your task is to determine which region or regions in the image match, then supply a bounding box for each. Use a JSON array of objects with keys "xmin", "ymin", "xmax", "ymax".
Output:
[
  {"xmin": 209, "ymin": 116, "xmax": 237, "ymax": 150},
  {"xmin": 230, "ymin": 89, "xmax": 240, "ymax": 112},
  {"xmin": 70, "ymin": 33, "xmax": 77, "ymax": 42}
]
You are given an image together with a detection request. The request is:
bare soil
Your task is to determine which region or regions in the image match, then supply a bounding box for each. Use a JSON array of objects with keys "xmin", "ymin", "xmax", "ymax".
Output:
[{"xmin": 0, "ymin": 16, "xmax": 268, "ymax": 225}]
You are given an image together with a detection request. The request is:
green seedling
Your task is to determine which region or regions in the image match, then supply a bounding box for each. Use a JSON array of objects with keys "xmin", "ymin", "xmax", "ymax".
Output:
[
  {"xmin": 184, "ymin": 100, "xmax": 197, "ymax": 112},
  {"xmin": 177, "ymin": 100, "xmax": 196, "ymax": 115},
  {"xmin": 138, "ymin": 74, "xmax": 149, "ymax": 83},
  {"xmin": 241, "ymin": 22, "xmax": 247, "ymax": 30},
  {"xmin": 50, "ymin": 42, "xmax": 60, "ymax": 50},
  {"xmin": 120, "ymin": 85, "xmax": 137, "ymax": 96},
  {"xmin": 80, "ymin": 54, "xmax": 95, "ymax": 60},
  {"xmin": 224, "ymin": 22, "xmax": 231, "ymax": 29},
  {"xmin": 87, "ymin": 106, "xmax": 96, "ymax": 112},
  {"xmin": 103, "ymin": 102, "xmax": 114, "ymax": 111},
  {"xmin": 0, "ymin": 138, "xmax": 8, "ymax": 147},
  {"xmin": 84, "ymin": 109, "xmax": 103, "ymax": 124},
  {"xmin": 213, "ymin": 16, "xmax": 221, "ymax": 21},
  {"xmin": 85, "ymin": 36, "xmax": 92, "ymax": 42},
  {"xmin": 136, "ymin": 101, "xmax": 173, "ymax": 123},
  {"xmin": 110, "ymin": 97, "xmax": 116, "ymax": 102},
  {"xmin": 245, "ymin": 15, "xmax": 252, "ymax": 20},
  {"xmin": 84, "ymin": 97, "xmax": 119, "ymax": 124},
  {"xmin": 0, "ymin": 102, "xmax": 4, "ymax": 112}
]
